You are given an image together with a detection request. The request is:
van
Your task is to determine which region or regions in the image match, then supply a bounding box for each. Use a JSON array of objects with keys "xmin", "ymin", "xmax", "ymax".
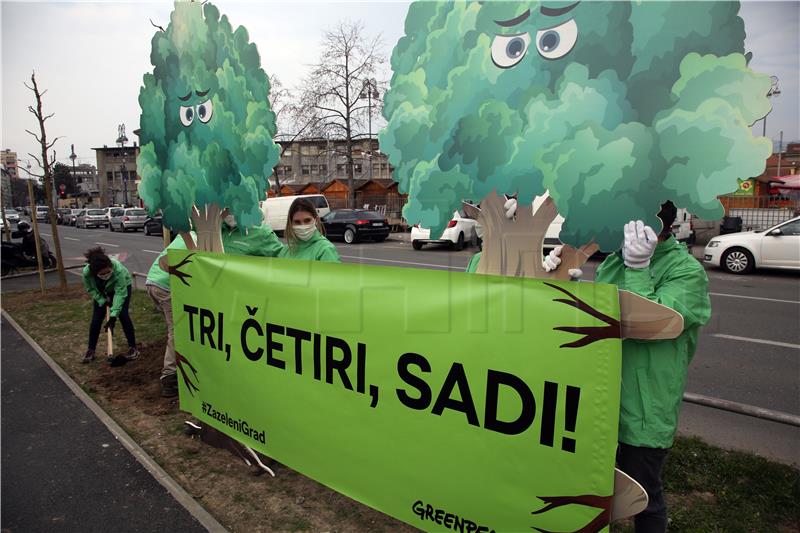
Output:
[
  {"xmin": 671, "ymin": 208, "xmax": 694, "ymax": 244},
  {"xmin": 261, "ymin": 194, "xmax": 330, "ymax": 235}
]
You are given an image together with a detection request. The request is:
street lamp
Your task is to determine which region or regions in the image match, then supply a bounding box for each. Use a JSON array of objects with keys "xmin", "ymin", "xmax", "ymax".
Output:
[
  {"xmin": 116, "ymin": 124, "xmax": 129, "ymax": 207},
  {"xmin": 359, "ymin": 78, "xmax": 380, "ymax": 179},
  {"xmin": 761, "ymin": 75, "xmax": 781, "ymax": 137}
]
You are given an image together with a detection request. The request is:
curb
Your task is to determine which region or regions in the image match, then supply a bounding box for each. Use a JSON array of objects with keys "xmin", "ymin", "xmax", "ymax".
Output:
[{"xmin": 1, "ymin": 309, "xmax": 229, "ymax": 533}]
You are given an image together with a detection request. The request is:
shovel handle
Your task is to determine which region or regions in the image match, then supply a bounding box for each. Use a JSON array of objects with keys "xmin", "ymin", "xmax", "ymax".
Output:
[{"xmin": 106, "ymin": 307, "xmax": 113, "ymax": 357}]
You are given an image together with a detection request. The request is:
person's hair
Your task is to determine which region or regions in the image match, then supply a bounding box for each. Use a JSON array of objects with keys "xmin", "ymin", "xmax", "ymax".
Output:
[
  {"xmin": 84, "ymin": 246, "xmax": 112, "ymax": 275},
  {"xmin": 657, "ymin": 200, "xmax": 678, "ymax": 237},
  {"xmin": 285, "ymin": 197, "xmax": 325, "ymax": 249}
]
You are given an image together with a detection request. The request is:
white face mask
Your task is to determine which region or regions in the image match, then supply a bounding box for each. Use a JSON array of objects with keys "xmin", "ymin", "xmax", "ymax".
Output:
[
  {"xmin": 224, "ymin": 214, "xmax": 237, "ymax": 229},
  {"xmin": 98, "ymin": 271, "xmax": 112, "ymax": 281},
  {"xmin": 293, "ymin": 223, "xmax": 316, "ymax": 241},
  {"xmin": 475, "ymin": 222, "xmax": 484, "ymax": 240}
]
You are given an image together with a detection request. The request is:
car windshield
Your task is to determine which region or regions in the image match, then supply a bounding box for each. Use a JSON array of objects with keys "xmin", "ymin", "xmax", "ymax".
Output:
[
  {"xmin": 354, "ymin": 210, "xmax": 383, "ymax": 220},
  {"xmin": 127, "ymin": 209, "xmax": 147, "ymax": 216},
  {"xmin": 37, "ymin": 207, "xmax": 48, "ymax": 212},
  {"xmin": 88, "ymin": 209, "xmax": 105, "ymax": 215}
]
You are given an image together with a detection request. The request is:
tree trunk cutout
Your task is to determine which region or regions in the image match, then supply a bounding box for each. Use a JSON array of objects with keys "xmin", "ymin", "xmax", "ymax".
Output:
[
  {"xmin": 189, "ymin": 203, "xmax": 224, "ymax": 253},
  {"xmin": 545, "ymin": 282, "xmax": 621, "ymax": 348},
  {"xmin": 474, "ymin": 192, "xmax": 598, "ymax": 280}
]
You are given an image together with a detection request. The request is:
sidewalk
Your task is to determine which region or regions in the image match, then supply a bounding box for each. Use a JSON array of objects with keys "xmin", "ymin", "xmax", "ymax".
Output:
[{"xmin": 1, "ymin": 317, "xmax": 216, "ymax": 532}]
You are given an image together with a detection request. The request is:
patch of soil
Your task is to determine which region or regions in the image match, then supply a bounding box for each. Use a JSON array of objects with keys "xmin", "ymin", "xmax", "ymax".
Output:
[{"xmin": 87, "ymin": 339, "xmax": 177, "ymax": 416}]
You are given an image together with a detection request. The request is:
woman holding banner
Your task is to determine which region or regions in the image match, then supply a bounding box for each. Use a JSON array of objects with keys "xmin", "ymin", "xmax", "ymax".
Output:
[{"xmin": 279, "ymin": 197, "xmax": 340, "ymax": 263}]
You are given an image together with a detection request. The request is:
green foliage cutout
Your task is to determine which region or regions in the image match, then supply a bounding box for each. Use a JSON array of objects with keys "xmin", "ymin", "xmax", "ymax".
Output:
[
  {"xmin": 137, "ymin": 1, "xmax": 280, "ymax": 232},
  {"xmin": 381, "ymin": 1, "xmax": 772, "ymax": 250}
]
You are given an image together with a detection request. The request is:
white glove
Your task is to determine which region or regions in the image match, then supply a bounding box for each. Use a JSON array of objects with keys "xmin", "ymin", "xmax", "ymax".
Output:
[
  {"xmin": 543, "ymin": 246, "xmax": 583, "ymax": 280},
  {"xmin": 504, "ymin": 197, "xmax": 517, "ymax": 219},
  {"xmin": 622, "ymin": 220, "xmax": 658, "ymax": 269}
]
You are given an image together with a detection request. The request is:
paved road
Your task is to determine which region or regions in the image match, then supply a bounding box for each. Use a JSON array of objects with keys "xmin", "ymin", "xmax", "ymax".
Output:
[
  {"xmin": 1, "ymin": 319, "xmax": 208, "ymax": 532},
  {"xmin": 20, "ymin": 221, "xmax": 800, "ymax": 464}
]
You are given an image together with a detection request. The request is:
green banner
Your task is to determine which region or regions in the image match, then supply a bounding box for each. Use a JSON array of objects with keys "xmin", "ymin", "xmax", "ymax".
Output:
[
  {"xmin": 170, "ymin": 250, "xmax": 622, "ymax": 532},
  {"xmin": 734, "ymin": 178, "xmax": 756, "ymax": 196}
]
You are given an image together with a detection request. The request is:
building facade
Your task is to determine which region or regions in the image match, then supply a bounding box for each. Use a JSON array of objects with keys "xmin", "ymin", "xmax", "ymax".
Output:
[
  {"xmin": 93, "ymin": 144, "xmax": 140, "ymax": 207},
  {"xmin": 1, "ymin": 150, "xmax": 20, "ymax": 180},
  {"xmin": 272, "ymin": 138, "xmax": 393, "ymax": 189}
]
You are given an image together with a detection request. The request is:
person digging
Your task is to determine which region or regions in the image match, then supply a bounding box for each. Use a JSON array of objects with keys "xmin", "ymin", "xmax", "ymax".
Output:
[{"xmin": 82, "ymin": 247, "xmax": 139, "ymax": 364}]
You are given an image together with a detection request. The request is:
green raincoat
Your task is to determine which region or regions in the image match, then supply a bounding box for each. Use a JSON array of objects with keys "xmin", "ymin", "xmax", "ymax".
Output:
[
  {"xmin": 596, "ymin": 236, "xmax": 711, "ymax": 448},
  {"xmin": 83, "ymin": 258, "xmax": 133, "ymax": 318},
  {"xmin": 465, "ymin": 252, "xmax": 481, "ymax": 273},
  {"xmin": 146, "ymin": 224, "xmax": 286, "ymax": 290},
  {"xmin": 279, "ymin": 230, "xmax": 340, "ymax": 263}
]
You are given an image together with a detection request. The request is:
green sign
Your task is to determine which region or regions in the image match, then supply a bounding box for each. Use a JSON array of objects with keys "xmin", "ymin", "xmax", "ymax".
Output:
[
  {"xmin": 734, "ymin": 178, "xmax": 756, "ymax": 196},
  {"xmin": 170, "ymin": 250, "xmax": 622, "ymax": 532}
]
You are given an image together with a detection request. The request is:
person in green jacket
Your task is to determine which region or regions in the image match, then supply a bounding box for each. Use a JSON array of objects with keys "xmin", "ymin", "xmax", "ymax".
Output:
[
  {"xmin": 595, "ymin": 201, "xmax": 711, "ymax": 532},
  {"xmin": 279, "ymin": 197, "xmax": 340, "ymax": 263},
  {"xmin": 82, "ymin": 247, "xmax": 137, "ymax": 363},
  {"xmin": 146, "ymin": 215, "xmax": 285, "ymax": 397}
]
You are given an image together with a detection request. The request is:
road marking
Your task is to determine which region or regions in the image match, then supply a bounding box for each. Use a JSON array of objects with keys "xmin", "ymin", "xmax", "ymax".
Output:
[
  {"xmin": 94, "ymin": 242, "xmax": 119, "ymax": 248},
  {"xmin": 64, "ymin": 237, "xmax": 80, "ymax": 241},
  {"xmin": 339, "ymin": 255, "xmax": 465, "ymax": 270},
  {"xmin": 710, "ymin": 292, "xmax": 800, "ymax": 305},
  {"xmin": 142, "ymin": 249, "xmax": 162, "ymax": 254},
  {"xmin": 711, "ymin": 334, "xmax": 800, "ymax": 350}
]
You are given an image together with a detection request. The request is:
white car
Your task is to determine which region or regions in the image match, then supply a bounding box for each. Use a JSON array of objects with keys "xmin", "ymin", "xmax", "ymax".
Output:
[
  {"xmin": 411, "ymin": 210, "xmax": 476, "ymax": 251},
  {"xmin": 703, "ymin": 216, "xmax": 800, "ymax": 274},
  {"xmin": 4, "ymin": 209, "xmax": 20, "ymax": 224}
]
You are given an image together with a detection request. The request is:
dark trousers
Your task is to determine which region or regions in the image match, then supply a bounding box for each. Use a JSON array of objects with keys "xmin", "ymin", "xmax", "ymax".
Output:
[
  {"xmin": 87, "ymin": 286, "xmax": 136, "ymax": 350},
  {"xmin": 617, "ymin": 442, "xmax": 670, "ymax": 533}
]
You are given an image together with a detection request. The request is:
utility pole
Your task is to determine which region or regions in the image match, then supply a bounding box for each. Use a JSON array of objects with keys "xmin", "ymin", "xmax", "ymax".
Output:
[
  {"xmin": 777, "ymin": 131, "xmax": 783, "ymax": 178},
  {"xmin": 117, "ymin": 124, "xmax": 129, "ymax": 207}
]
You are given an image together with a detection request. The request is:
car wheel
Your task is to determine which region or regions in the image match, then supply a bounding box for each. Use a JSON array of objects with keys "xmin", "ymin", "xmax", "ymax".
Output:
[
  {"xmin": 109, "ymin": 223, "xmax": 115, "ymax": 232},
  {"xmin": 343, "ymin": 227, "xmax": 357, "ymax": 244},
  {"xmin": 452, "ymin": 232, "xmax": 464, "ymax": 251},
  {"xmin": 145, "ymin": 225, "xmax": 151, "ymax": 235},
  {"xmin": 722, "ymin": 247, "xmax": 754, "ymax": 274},
  {"xmin": 412, "ymin": 240, "xmax": 423, "ymax": 250}
]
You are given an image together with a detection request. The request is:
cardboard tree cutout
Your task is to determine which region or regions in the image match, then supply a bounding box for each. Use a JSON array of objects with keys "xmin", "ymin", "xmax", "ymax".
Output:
[
  {"xmin": 381, "ymin": 0, "xmax": 769, "ymax": 527},
  {"xmin": 381, "ymin": 0, "xmax": 772, "ymax": 258},
  {"xmin": 137, "ymin": 1, "xmax": 280, "ymax": 253}
]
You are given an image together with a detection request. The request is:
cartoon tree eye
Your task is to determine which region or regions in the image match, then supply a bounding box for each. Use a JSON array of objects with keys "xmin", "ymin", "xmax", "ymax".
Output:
[
  {"xmin": 179, "ymin": 105, "xmax": 194, "ymax": 127},
  {"xmin": 491, "ymin": 33, "xmax": 531, "ymax": 69},
  {"xmin": 535, "ymin": 19, "xmax": 578, "ymax": 60},
  {"xmin": 196, "ymin": 99, "xmax": 213, "ymax": 124}
]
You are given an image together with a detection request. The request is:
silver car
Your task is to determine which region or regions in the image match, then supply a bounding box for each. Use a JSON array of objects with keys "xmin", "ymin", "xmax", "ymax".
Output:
[
  {"xmin": 77, "ymin": 208, "xmax": 109, "ymax": 228},
  {"xmin": 110, "ymin": 207, "xmax": 148, "ymax": 232}
]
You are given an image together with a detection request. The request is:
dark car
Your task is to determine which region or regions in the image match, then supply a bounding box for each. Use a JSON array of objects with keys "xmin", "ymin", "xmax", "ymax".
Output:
[
  {"xmin": 321, "ymin": 209, "xmax": 390, "ymax": 244},
  {"xmin": 144, "ymin": 215, "xmax": 163, "ymax": 236}
]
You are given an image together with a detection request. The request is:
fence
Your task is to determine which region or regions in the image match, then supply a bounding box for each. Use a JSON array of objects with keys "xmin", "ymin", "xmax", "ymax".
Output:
[{"xmin": 720, "ymin": 194, "xmax": 800, "ymax": 231}]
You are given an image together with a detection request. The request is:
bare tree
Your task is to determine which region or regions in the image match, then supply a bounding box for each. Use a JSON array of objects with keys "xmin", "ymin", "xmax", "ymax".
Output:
[
  {"xmin": 298, "ymin": 20, "xmax": 384, "ymax": 206},
  {"xmin": 23, "ymin": 72, "xmax": 66, "ymax": 290}
]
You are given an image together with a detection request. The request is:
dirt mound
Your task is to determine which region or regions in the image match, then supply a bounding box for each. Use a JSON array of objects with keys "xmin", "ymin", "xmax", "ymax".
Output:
[{"xmin": 88, "ymin": 339, "xmax": 178, "ymax": 415}]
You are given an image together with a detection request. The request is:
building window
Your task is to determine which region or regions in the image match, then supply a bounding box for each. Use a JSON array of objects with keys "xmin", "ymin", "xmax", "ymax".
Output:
[
  {"xmin": 311, "ymin": 165, "xmax": 318, "ymax": 174},
  {"xmin": 284, "ymin": 165, "xmax": 292, "ymax": 174},
  {"xmin": 320, "ymin": 164, "xmax": 327, "ymax": 173},
  {"xmin": 354, "ymin": 163, "xmax": 362, "ymax": 173},
  {"xmin": 106, "ymin": 172, "xmax": 113, "ymax": 180},
  {"xmin": 302, "ymin": 165, "xmax": 310, "ymax": 175},
  {"xmin": 336, "ymin": 164, "xmax": 345, "ymax": 174},
  {"xmin": 372, "ymin": 164, "xmax": 381, "ymax": 173},
  {"xmin": 381, "ymin": 164, "xmax": 388, "ymax": 171}
]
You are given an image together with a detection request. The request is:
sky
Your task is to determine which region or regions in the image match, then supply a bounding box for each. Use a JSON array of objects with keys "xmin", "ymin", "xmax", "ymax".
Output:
[{"xmin": 2, "ymin": 0, "xmax": 798, "ymax": 175}]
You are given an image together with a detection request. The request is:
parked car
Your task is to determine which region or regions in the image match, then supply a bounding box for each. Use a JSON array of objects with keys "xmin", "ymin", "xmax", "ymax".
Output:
[
  {"xmin": 144, "ymin": 214, "xmax": 164, "ymax": 236},
  {"xmin": 261, "ymin": 194, "xmax": 331, "ymax": 235},
  {"xmin": 67, "ymin": 208, "xmax": 83, "ymax": 226},
  {"xmin": 110, "ymin": 207, "xmax": 148, "ymax": 232},
  {"xmin": 106, "ymin": 206, "xmax": 124, "ymax": 226},
  {"xmin": 76, "ymin": 208, "xmax": 109, "ymax": 228},
  {"xmin": 411, "ymin": 210, "xmax": 477, "ymax": 251},
  {"xmin": 56, "ymin": 208, "xmax": 72, "ymax": 225},
  {"xmin": 35, "ymin": 206, "xmax": 49, "ymax": 222},
  {"xmin": 703, "ymin": 216, "xmax": 800, "ymax": 274},
  {"xmin": 4, "ymin": 209, "xmax": 20, "ymax": 224},
  {"xmin": 321, "ymin": 209, "xmax": 390, "ymax": 244}
]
